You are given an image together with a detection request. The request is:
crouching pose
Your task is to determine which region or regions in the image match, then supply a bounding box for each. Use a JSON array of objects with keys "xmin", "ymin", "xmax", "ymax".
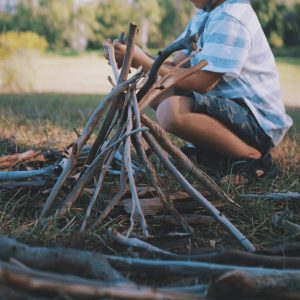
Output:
[{"xmin": 104, "ymin": 0, "xmax": 293, "ymax": 182}]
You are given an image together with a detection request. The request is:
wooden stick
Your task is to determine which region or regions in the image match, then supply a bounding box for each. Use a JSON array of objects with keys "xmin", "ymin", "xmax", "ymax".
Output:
[
  {"xmin": 143, "ymin": 130, "xmax": 255, "ymax": 252},
  {"xmin": 124, "ymin": 100, "xmax": 149, "ymax": 238},
  {"xmin": 0, "ymin": 260, "xmax": 203, "ymax": 300},
  {"xmin": 107, "ymin": 255, "xmax": 300, "ymax": 279},
  {"xmin": 131, "ymin": 90, "xmax": 194, "ymax": 234},
  {"xmin": 104, "ymin": 43, "xmax": 119, "ymax": 82},
  {"xmin": 0, "ymin": 150, "xmax": 42, "ymax": 170},
  {"xmin": 0, "ymin": 167, "xmax": 55, "ymax": 182},
  {"xmin": 239, "ymin": 192, "xmax": 300, "ymax": 201},
  {"xmin": 208, "ymin": 270, "xmax": 300, "ymax": 299},
  {"xmin": 0, "ymin": 235, "xmax": 124, "ymax": 282},
  {"xmin": 141, "ymin": 114, "xmax": 237, "ymax": 207}
]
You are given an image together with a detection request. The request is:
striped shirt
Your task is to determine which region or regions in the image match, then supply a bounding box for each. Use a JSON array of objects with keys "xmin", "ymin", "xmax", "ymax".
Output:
[{"xmin": 177, "ymin": 0, "xmax": 292, "ymax": 146}]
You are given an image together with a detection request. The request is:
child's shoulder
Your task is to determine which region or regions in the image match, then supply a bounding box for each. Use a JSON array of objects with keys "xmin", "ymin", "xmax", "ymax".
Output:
[{"xmin": 215, "ymin": 0, "xmax": 258, "ymax": 27}]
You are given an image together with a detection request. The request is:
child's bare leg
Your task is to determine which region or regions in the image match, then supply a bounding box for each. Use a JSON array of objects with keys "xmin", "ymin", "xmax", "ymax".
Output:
[{"xmin": 156, "ymin": 95, "xmax": 262, "ymax": 159}]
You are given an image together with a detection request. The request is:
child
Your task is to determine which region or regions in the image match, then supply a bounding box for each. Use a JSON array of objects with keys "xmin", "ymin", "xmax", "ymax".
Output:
[{"xmin": 105, "ymin": 0, "xmax": 293, "ymax": 182}]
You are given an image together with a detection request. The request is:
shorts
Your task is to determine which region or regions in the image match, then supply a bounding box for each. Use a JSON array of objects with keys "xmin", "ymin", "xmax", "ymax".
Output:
[{"xmin": 192, "ymin": 94, "xmax": 274, "ymax": 154}]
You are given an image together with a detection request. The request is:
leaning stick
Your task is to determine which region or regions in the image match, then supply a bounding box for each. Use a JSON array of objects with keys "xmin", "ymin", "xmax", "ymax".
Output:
[
  {"xmin": 86, "ymin": 23, "xmax": 138, "ymax": 164},
  {"xmin": 124, "ymin": 101, "xmax": 149, "ymax": 238},
  {"xmin": 104, "ymin": 43, "xmax": 119, "ymax": 82},
  {"xmin": 143, "ymin": 130, "xmax": 255, "ymax": 252},
  {"xmin": 131, "ymin": 91, "xmax": 194, "ymax": 234},
  {"xmin": 141, "ymin": 114, "xmax": 237, "ymax": 207}
]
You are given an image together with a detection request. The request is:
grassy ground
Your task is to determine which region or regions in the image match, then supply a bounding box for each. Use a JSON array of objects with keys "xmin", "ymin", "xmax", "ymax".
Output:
[
  {"xmin": 0, "ymin": 92, "xmax": 299, "ymax": 253},
  {"xmin": 0, "ymin": 55, "xmax": 299, "ymax": 255}
]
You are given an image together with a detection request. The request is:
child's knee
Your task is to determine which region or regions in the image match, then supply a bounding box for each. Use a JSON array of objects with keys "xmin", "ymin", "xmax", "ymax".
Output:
[{"xmin": 156, "ymin": 99, "xmax": 181, "ymax": 132}]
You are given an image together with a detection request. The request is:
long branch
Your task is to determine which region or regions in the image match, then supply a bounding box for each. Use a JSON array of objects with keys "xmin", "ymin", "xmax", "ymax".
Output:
[{"xmin": 143, "ymin": 130, "xmax": 255, "ymax": 252}]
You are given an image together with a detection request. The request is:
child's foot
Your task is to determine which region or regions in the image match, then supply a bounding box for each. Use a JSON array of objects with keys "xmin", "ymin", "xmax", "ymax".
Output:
[{"xmin": 220, "ymin": 153, "xmax": 280, "ymax": 186}]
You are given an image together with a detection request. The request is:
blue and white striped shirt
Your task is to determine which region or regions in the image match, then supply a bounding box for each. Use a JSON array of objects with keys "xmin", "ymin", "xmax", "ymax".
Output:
[{"xmin": 177, "ymin": 0, "xmax": 292, "ymax": 146}]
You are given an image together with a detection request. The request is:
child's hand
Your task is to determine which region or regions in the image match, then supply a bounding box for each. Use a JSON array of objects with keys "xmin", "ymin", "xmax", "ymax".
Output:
[{"xmin": 112, "ymin": 39, "xmax": 127, "ymax": 68}]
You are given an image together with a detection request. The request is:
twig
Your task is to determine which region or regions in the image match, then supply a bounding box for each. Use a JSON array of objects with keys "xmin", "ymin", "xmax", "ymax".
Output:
[
  {"xmin": 239, "ymin": 192, "xmax": 300, "ymax": 201},
  {"xmin": 108, "ymin": 228, "xmax": 176, "ymax": 257},
  {"xmin": 104, "ymin": 43, "xmax": 119, "ymax": 82}
]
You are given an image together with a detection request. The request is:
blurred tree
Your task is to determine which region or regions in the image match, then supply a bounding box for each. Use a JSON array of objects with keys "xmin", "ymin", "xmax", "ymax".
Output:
[
  {"xmin": 283, "ymin": 3, "xmax": 300, "ymax": 46},
  {"xmin": 92, "ymin": 0, "xmax": 133, "ymax": 49},
  {"xmin": 158, "ymin": 0, "xmax": 193, "ymax": 46},
  {"xmin": 252, "ymin": 0, "xmax": 286, "ymax": 49},
  {"xmin": 129, "ymin": 0, "xmax": 163, "ymax": 50}
]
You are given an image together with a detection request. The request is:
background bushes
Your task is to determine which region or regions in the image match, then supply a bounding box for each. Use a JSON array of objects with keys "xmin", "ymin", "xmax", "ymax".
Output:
[{"xmin": 0, "ymin": 0, "xmax": 299, "ymax": 52}]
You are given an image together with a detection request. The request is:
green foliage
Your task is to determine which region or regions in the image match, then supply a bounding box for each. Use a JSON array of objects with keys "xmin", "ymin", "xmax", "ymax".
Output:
[
  {"xmin": 92, "ymin": 0, "xmax": 134, "ymax": 49},
  {"xmin": 0, "ymin": 31, "xmax": 47, "ymax": 91},
  {"xmin": 0, "ymin": 0, "xmax": 299, "ymax": 52},
  {"xmin": 157, "ymin": 0, "xmax": 193, "ymax": 45}
]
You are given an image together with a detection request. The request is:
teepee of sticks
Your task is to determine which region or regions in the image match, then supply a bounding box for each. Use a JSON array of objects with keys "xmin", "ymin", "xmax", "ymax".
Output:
[{"xmin": 39, "ymin": 23, "xmax": 255, "ymax": 252}]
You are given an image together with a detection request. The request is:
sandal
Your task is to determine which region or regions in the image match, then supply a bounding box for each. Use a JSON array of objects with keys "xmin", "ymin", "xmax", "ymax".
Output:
[{"xmin": 221, "ymin": 153, "xmax": 280, "ymax": 185}]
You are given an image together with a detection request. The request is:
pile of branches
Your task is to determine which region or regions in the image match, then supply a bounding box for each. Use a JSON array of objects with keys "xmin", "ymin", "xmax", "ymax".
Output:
[
  {"xmin": 2, "ymin": 235, "xmax": 300, "ymax": 299},
  {"xmin": 1, "ymin": 23, "xmax": 300, "ymax": 299}
]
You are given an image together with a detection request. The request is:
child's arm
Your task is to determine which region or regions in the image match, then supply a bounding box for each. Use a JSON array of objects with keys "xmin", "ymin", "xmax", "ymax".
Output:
[{"xmin": 106, "ymin": 40, "xmax": 222, "ymax": 94}]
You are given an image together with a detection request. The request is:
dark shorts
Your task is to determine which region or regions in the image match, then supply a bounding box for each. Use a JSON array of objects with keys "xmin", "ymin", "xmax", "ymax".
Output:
[{"xmin": 192, "ymin": 94, "xmax": 273, "ymax": 154}]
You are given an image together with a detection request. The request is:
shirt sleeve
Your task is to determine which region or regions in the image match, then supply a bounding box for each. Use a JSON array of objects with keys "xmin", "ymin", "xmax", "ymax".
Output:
[{"xmin": 194, "ymin": 14, "xmax": 251, "ymax": 77}]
